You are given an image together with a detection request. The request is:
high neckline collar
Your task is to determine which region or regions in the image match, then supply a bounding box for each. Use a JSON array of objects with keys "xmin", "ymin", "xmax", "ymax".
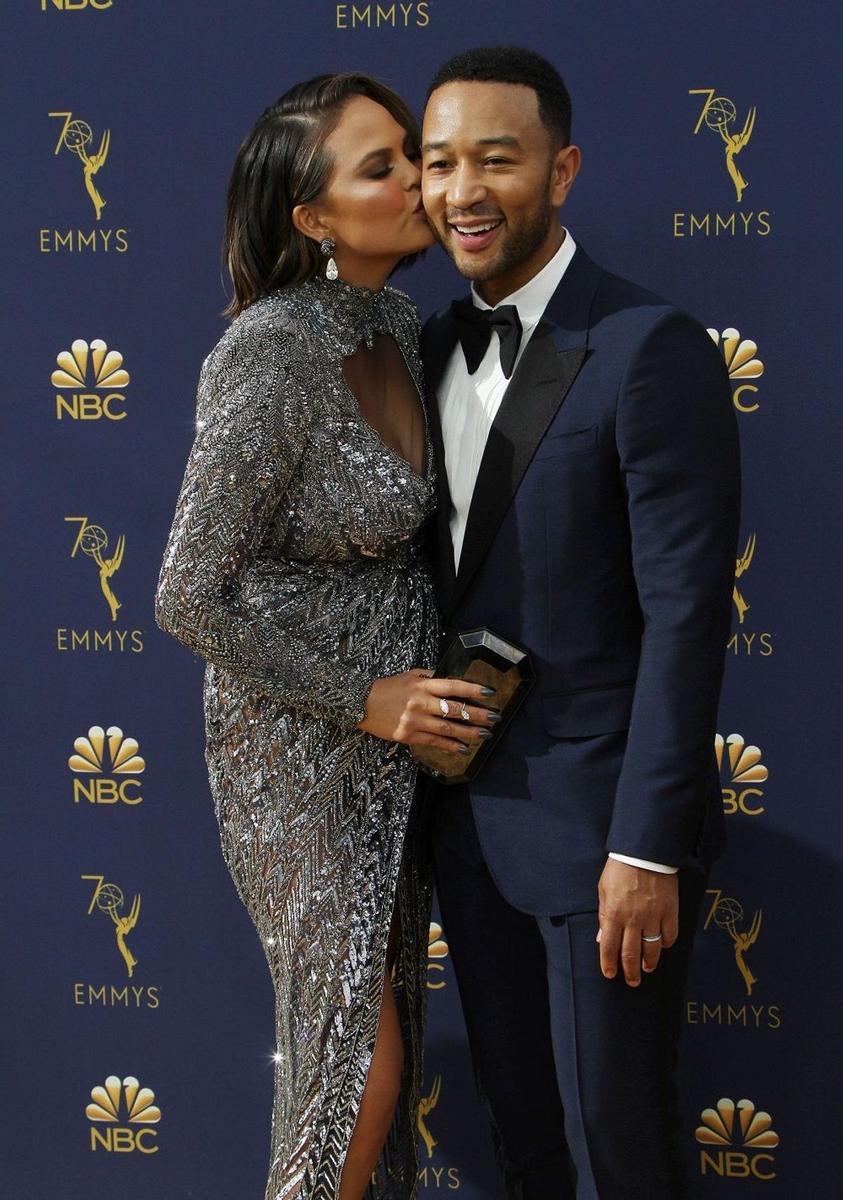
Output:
[{"xmin": 300, "ymin": 273, "xmax": 388, "ymax": 352}]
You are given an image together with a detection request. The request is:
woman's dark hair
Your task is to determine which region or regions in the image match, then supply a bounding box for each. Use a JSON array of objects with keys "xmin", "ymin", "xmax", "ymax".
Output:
[
  {"xmin": 427, "ymin": 46, "xmax": 572, "ymax": 148},
  {"xmin": 224, "ymin": 73, "xmax": 421, "ymax": 317}
]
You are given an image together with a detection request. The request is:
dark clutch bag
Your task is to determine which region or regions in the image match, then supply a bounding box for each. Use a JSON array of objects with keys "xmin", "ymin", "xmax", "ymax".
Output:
[{"xmin": 411, "ymin": 627, "xmax": 535, "ymax": 785}]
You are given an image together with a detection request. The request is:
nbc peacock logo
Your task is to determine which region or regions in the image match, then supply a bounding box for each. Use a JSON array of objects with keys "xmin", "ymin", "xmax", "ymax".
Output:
[
  {"xmin": 52, "ymin": 338, "xmax": 130, "ymax": 421},
  {"xmin": 86, "ymin": 1075, "xmax": 161, "ymax": 1153},
  {"xmin": 716, "ymin": 734, "xmax": 768, "ymax": 817},
  {"xmin": 41, "ymin": 1, "xmax": 115, "ymax": 11},
  {"xmin": 69, "ymin": 725, "xmax": 145, "ymax": 806},
  {"xmin": 707, "ymin": 328, "xmax": 764, "ymax": 413},
  {"xmin": 427, "ymin": 922, "xmax": 449, "ymax": 990},
  {"xmin": 696, "ymin": 1097, "xmax": 778, "ymax": 1180}
]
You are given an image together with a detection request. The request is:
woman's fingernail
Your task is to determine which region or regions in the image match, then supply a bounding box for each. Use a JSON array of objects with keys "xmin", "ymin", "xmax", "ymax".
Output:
[
  {"xmin": 481, "ymin": 687, "xmax": 497, "ymax": 696},
  {"xmin": 476, "ymin": 729, "xmax": 493, "ymax": 739},
  {"xmin": 487, "ymin": 711, "xmax": 502, "ymax": 723},
  {"xmin": 458, "ymin": 745, "xmax": 471, "ymax": 755}
]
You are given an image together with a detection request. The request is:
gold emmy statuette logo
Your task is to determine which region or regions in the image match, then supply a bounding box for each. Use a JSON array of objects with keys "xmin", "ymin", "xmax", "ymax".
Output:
[
  {"xmin": 690, "ymin": 90, "xmax": 756, "ymax": 202},
  {"xmin": 52, "ymin": 339, "xmax": 130, "ymax": 421},
  {"xmin": 417, "ymin": 1073, "xmax": 441, "ymax": 1159},
  {"xmin": 696, "ymin": 1097, "xmax": 778, "ymax": 1180},
  {"xmin": 86, "ymin": 1075, "xmax": 160, "ymax": 1154},
  {"xmin": 417, "ymin": 1073, "xmax": 460, "ymax": 1188},
  {"xmin": 726, "ymin": 532, "xmax": 773, "ymax": 658},
  {"xmin": 703, "ymin": 889, "xmax": 762, "ymax": 997},
  {"xmin": 66, "ymin": 516, "xmax": 125, "ymax": 622},
  {"xmin": 427, "ymin": 922, "xmax": 449, "ymax": 990},
  {"xmin": 50, "ymin": 112, "xmax": 110, "ymax": 220},
  {"xmin": 716, "ymin": 734, "xmax": 767, "ymax": 817},
  {"xmin": 82, "ymin": 874, "xmax": 141, "ymax": 978},
  {"xmin": 708, "ymin": 328, "xmax": 764, "ymax": 413},
  {"xmin": 69, "ymin": 725, "xmax": 145, "ymax": 805},
  {"xmin": 732, "ymin": 533, "xmax": 756, "ymax": 625}
]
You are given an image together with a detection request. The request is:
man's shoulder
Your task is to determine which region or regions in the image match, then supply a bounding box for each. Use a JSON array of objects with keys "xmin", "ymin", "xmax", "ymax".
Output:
[
  {"xmin": 587, "ymin": 262, "xmax": 710, "ymax": 349},
  {"xmin": 596, "ymin": 264, "xmax": 669, "ymax": 309}
]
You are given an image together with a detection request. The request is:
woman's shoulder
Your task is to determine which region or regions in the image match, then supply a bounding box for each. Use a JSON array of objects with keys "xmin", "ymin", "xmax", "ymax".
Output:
[
  {"xmin": 198, "ymin": 293, "xmax": 324, "ymax": 403},
  {"xmin": 211, "ymin": 291, "xmax": 314, "ymax": 363},
  {"xmin": 194, "ymin": 293, "xmax": 322, "ymax": 429}
]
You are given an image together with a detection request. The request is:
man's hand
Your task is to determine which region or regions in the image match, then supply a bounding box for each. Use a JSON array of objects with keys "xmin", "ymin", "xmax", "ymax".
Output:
[{"xmin": 597, "ymin": 858, "xmax": 679, "ymax": 986}]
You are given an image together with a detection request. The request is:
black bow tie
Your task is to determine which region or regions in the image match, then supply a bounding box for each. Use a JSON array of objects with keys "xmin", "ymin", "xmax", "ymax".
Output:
[{"xmin": 451, "ymin": 297, "xmax": 523, "ymax": 379}]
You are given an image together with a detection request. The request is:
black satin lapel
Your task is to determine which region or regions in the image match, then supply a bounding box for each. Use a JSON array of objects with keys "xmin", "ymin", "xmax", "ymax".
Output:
[
  {"xmin": 450, "ymin": 333, "xmax": 587, "ymax": 615},
  {"xmin": 421, "ymin": 309, "xmax": 460, "ymax": 604},
  {"xmin": 426, "ymin": 386, "xmax": 457, "ymax": 604}
]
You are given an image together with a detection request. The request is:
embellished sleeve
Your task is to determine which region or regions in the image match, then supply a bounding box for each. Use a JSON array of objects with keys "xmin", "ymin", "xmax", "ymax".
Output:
[{"xmin": 154, "ymin": 314, "xmax": 375, "ymax": 727}]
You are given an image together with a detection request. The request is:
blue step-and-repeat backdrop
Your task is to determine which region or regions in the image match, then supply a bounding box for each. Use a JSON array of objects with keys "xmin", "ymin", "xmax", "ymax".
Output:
[{"xmin": 3, "ymin": 2, "xmax": 841, "ymax": 1197}]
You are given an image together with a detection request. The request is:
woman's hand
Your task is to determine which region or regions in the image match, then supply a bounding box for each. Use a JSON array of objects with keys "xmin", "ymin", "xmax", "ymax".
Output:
[{"xmin": 358, "ymin": 669, "xmax": 500, "ymax": 753}]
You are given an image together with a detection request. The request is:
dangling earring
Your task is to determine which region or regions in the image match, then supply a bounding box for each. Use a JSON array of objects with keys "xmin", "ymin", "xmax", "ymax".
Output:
[{"xmin": 320, "ymin": 237, "xmax": 339, "ymax": 281}]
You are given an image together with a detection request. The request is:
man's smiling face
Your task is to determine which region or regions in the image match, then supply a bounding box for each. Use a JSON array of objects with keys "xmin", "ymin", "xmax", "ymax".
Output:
[{"xmin": 421, "ymin": 80, "xmax": 577, "ymax": 300}]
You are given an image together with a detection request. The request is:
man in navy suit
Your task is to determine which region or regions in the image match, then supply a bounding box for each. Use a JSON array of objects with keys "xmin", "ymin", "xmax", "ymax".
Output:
[{"xmin": 420, "ymin": 47, "xmax": 740, "ymax": 1198}]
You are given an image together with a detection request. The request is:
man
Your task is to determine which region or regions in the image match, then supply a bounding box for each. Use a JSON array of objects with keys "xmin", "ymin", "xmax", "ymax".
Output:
[{"xmin": 419, "ymin": 46, "xmax": 740, "ymax": 1198}]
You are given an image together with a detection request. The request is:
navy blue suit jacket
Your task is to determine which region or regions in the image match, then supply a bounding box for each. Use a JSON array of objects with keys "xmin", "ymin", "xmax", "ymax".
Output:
[{"xmin": 422, "ymin": 246, "xmax": 741, "ymax": 915}]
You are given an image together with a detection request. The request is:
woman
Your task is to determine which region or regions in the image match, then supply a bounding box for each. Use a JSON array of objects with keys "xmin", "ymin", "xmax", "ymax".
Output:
[{"xmin": 155, "ymin": 74, "xmax": 496, "ymax": 1200}]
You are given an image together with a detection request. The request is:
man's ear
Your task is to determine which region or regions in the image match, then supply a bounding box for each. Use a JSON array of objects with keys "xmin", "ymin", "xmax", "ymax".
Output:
[
  {"xmin": 292, "ymin": 202, "xmax": 331, "ymax": 244},
  {"xmin": 550, "ymin": 144, "xmax": 581, "ymax": 207}
]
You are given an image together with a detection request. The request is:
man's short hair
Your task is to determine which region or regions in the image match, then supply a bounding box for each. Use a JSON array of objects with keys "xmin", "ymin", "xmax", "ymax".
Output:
[{"xmin": 427, "ymin": 46, "xmax": 572, "ymax": 147}]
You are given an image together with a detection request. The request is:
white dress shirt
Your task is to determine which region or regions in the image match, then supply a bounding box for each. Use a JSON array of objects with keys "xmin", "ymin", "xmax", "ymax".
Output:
[{"xmin": 438, "ymin": 229, "xmax": 676, "ymax": 876}]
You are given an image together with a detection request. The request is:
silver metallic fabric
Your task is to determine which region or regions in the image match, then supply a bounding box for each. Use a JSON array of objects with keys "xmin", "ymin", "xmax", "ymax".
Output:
[{"xmin": 155, "ymin": 275, "xmax": 439, "ymax": 1199}]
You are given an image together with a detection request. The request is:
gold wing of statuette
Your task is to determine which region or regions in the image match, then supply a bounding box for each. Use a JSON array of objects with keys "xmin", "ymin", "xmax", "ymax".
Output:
[
  {"xmin": 419, "ymin": 1074, "xmax": 442, "ymax": 1115},
  {"xmin": 744, "ymin": 908, "xmax": 762, "ymax": 949},
  {"xmin": 124, "ymin": 893, "xmax": 141, "ymax": 933},
  {"xmin": 88, "ymin": 129, "xmax": 111, "ymax": 174},
  {"xmin": 102, "ymin": 533, "xmax": 125, "ymax": 577},
  {"xmin": 735, "ymin": 533, "xmax": 756, "ymax": 578},
  {"xmin": 732, "ymin": 106, "xmax": 756, "ymax": 154}
]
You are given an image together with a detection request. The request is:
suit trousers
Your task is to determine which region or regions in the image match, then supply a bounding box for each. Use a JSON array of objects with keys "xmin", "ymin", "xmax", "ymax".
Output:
[{"xmin": 432, "ymin": 799, "xmax": 707, "ymax": 1199}]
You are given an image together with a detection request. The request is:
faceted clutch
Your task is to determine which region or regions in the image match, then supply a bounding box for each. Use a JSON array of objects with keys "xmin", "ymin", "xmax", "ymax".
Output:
[{"xmin": 412, "ymin": 627, "xmax": 535, "ymax": 785}]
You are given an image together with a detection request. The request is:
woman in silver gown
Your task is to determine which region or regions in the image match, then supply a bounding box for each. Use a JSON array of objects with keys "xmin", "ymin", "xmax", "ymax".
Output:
[{"xmin": 155, "ymin": 75, "xmax": 496, "ymax": 1200}]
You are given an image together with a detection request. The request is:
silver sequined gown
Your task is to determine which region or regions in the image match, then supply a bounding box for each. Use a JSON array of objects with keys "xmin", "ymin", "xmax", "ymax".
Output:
[{"xmin": 155, "ymin": 276, "xmax": 438, "ymax": 1200}]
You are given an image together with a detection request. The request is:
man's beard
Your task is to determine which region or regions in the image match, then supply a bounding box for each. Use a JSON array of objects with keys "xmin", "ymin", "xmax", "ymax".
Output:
[{"xmin": 437, "ymin": 191, "xmax": 555, "ymax": 283}]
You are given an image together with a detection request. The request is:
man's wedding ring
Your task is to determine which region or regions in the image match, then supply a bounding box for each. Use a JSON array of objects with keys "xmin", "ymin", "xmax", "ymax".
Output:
[
  {"xmin": 439, "ymin": 699, "xmax": 450, "ymax": 718},
  {"xmin": 642, "ymin": 932, "xmax": 662, "ymax": 943}
]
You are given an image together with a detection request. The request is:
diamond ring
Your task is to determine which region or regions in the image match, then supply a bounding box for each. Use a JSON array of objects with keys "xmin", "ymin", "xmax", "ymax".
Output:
[{"xmin": 439, "ymin": 699, "xmax": 450, "ymax": 718}]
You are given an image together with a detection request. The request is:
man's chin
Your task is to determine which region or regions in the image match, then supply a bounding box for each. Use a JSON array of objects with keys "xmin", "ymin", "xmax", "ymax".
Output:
[{"xmin": 442, "ymin": 243, "xmax": 504, "ymax": 282}]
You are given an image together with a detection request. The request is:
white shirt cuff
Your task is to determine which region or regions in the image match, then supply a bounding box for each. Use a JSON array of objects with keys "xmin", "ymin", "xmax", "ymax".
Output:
[{"xmin": 608, "ymin": 852, "xmax": 678, "ymax": 874}]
